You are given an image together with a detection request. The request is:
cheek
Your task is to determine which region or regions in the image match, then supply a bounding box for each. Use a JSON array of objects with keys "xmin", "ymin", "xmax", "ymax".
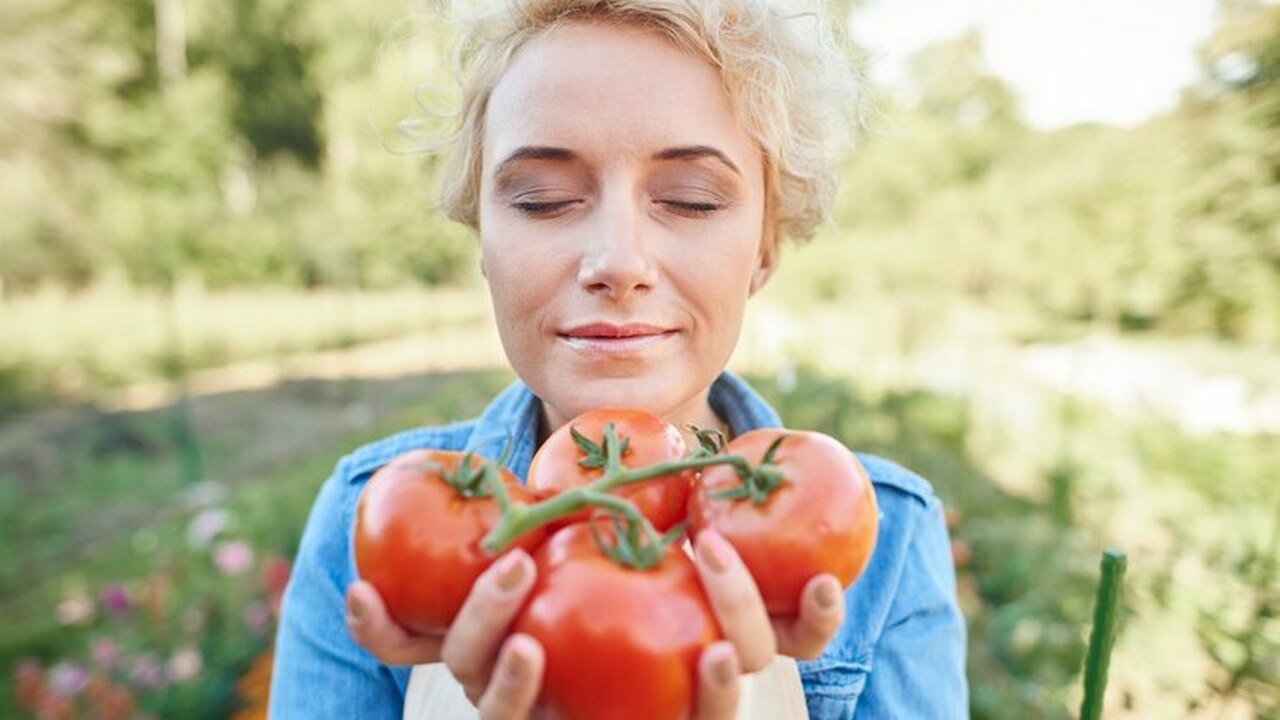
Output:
[
  {"xmin": 480, "ymin": 218, "xmax": 536, "ymax": 290},
  {"xmin": 686, "ymin": 237, "xmax": 760, "ymax": 310},
  {"xmin": 480, "ymin": 225, "xmax": 568, "ymax": 337}
]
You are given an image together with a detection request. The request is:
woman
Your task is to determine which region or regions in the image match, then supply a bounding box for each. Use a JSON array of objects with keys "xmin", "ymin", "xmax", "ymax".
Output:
[{"xmin": 270, "ymin": 1, "xmax": 967, "ymax": 718}]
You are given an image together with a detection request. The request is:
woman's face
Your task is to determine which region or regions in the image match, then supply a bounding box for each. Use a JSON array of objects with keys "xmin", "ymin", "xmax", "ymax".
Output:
[{"xmin": 478, "ymin": 21, "xmax": 773, "ymax": 433}]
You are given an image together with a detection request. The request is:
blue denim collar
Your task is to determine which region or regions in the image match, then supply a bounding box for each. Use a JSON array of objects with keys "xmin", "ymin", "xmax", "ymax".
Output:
[{"xmin": 463, "ymin": 370, "xmax": 782, "ymax": 481}]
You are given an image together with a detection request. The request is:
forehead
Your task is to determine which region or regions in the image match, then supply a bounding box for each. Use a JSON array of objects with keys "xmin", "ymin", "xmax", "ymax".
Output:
[{"xmin": 483, "ymin": 21, "xmax": 759, "ymax": 172}]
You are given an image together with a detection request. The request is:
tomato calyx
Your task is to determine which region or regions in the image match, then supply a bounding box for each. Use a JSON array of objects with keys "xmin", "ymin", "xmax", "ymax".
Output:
[
  {"xmin": 687, "ymin": 425, "xmax": 729, "ymax": 455},
  {"xmin": 711, "ymin": 435, "xmax": 789, "ymax": 506},
  {"xmin": 403, "ymin": 451, "xmax": 497, "ymax": 499},
  {"xmin": 570, "ymin": 422, "xmax": 630, "ymax": 472},
  {"xmin": 589, "ymin": 513, "xmax": 687, "ymax": 571}
]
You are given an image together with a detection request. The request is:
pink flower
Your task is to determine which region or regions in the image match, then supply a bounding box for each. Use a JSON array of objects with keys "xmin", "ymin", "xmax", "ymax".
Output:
[
  {"xmin": 165, "ymin": 647, "xmax": 203, "ymax": 683},
  {"xmin": 213, "ymin": 540, "xmax": 254, "ymax": 576},
  {"xmin": 90, "ymin": 638, "xmax": 119, "ymax": 668},
  {"xmin": 99, "ymin": 585, "xmax": 130, "ymax": 616},
  {"xmin": 47, "ymin": 662, "xmax": 88, "ymax": 697},
  {"xmin": 243, "ymin": 602, "xmax": 271, "ymax": 635},
  {"xmin": 128, "ymin": 654, "xmax": 164, "ymax": 690},
  {"xmin": 186, "ymin": 508, "xmax": 230, "ymax": 548}
]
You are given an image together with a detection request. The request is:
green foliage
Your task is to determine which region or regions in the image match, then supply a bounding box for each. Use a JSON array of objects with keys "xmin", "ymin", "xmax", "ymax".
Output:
[
  {"xmin": 811, "ymin": 3, "xmax": 1280, "ymax": 346},
  {"xmin": 0, "ymin": 370, "xmax": 512, "ymax": 717},
  {"xmin": 756, "ymin": 366, "xmax": 1280, "ymax": 719},
  {"xmin": 196, "ymin": 0, "xmax": 324, "ymax": 166},
  {"xmin": 0, "ymin": 359, "xmax": 46, "ymax": 420},
  {"xmin": 1, "ymin": 0, "xmax": 472, "ymax": 295},
  {"xmin": 3, "ymin": 0, "xmax": 1276, "ymax": 347}
]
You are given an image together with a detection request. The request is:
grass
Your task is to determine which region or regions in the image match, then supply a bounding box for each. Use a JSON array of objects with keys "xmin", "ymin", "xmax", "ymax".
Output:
[
  {"xmin": 0, "ymin": 369, "xmax": 514, "ymax": 717},
  {"xmin": 0, "ymin": 279, "xmax": 491, "ymax": 412}
]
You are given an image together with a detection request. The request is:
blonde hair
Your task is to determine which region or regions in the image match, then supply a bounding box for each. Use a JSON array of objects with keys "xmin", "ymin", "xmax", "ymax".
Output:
[{"xmin": 432, "ymin": 0, "xmax": 866, "ymax": 247}]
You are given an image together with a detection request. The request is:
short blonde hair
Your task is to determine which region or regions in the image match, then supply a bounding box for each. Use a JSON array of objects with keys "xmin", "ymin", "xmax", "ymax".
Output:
[{"xmin": 433, "ymin": 0, "xmax": 865, "ymax": 247}]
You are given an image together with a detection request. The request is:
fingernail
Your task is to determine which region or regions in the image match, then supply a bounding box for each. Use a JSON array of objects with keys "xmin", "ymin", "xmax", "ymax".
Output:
[
  {"xmin": 815, "ymin": 579, "xmax": 840, "ymax": 610},
  {"xmin": 346, "ymin": 593, "xmax": 363, "ymax": 624},
  {"xmin": 496, "ymin": 551, "xmax": 527, "ymax": 592},
  {"xmin": 504, "ymin": 643, "xmax": 530, "ymax": 683},
  {"xmin": 697, "ymin": 531, "xmax": 732, "ymax": 574},
  {"xmin": 713, "ymin": 653, "xmax": 738, "ymax": 688}
]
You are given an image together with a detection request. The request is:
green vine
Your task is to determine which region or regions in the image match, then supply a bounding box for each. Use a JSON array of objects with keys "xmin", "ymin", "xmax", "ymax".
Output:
[{"xmin": 477, "ymin": 423, "xmax": 787, "ymax": 569}]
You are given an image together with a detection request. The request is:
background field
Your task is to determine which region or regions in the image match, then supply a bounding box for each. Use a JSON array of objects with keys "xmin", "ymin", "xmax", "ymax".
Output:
[{"xmin": 3, "ymin": 0, "xmax": 1277, "ymax": 718}]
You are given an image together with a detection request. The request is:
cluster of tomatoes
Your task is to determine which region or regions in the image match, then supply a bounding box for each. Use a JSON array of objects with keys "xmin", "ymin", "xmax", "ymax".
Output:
[{"xmin": 353, "ymin": 409, "xmax": 879, "ymax": 720}]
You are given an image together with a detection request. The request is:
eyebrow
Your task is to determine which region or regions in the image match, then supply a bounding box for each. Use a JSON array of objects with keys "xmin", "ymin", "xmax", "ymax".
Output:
[
  {"xmin": 492, "ymin": 144, "xmax": 742, "ymax": 177},
  {"xmin": 652, "ymin": 145, "xmax": 742, "ymax": 177},
  {"xmin": 494, "ymin": 146, "xmax": 579, "ymax": 177}
]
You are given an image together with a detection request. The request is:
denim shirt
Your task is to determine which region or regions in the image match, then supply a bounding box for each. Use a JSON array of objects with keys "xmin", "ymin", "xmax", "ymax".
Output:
[{"xmin": 270, "ymin": 372, "xmax": 968, "ymax": 719}]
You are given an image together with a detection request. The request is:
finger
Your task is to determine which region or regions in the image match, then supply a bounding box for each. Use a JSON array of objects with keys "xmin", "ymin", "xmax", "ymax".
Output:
[
  {"xmin": 477, "ymin": 634, "xmax": 544, "ymax": 720},
  {"xmin": 345, "ymin": 582, "xmax": 444, "ymax": 666},
  {"xmin": 774, "ymin": 574, "xmax": 844, "ymax": 660},
  {"xmin": 694, "ymin": 529, "xmax": 776, "ymax": 672},
  {"xmin": 441, "ymin": 549, "xmax": 536, "ymax": 702},
  {"xmin": 694, "ymin": 641, "xmax": 740, "ymax": 720}
]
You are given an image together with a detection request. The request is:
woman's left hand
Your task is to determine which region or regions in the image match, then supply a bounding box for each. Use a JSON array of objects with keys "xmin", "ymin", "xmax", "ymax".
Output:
[{"xmin": 693, "ymin": 528, "xmax": 845, "ymax": 671}]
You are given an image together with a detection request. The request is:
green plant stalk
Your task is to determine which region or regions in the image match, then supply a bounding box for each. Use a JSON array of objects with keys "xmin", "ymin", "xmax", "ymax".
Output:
[
  {"xmin": 1080, "ymin": 548, "xmax": 1127, "ymax": 720},
  {"xmin": 479, "ymin": 452, "xmax": 760, "ymax": 555}
]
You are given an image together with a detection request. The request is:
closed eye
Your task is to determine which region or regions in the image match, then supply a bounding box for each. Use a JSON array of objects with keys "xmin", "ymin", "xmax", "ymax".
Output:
[
  {"xmin": 661, "ymin": 200, "xmax": 723, "ymax": 217},
  {"xmin": 513, "ymin": 200, "xmax": 578, "ymax": 216}
]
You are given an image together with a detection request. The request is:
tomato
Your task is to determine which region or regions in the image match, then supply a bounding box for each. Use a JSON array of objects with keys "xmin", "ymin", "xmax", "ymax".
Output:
[
  {"xmin": 527, "ymin": 409, "xmax": 693, "ymax": 532},
  {"xmin": 353, "ymin": 450, "xmax": 545, "ymax": 635},
  {"xmin": 512, "ymin": 522, "xmax": 721, "ymax": 720},
  {"xmin": 688, "ymin": 429, "xmax": 878, "ymax": 616}
]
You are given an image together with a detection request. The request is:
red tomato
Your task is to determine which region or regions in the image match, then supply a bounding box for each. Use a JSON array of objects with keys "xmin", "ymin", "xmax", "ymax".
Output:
[
  {"xmin": 688, "ymin": 429, "xmax": 879, "ymax": 616},
  {"xmin": 353, "ymin": 450, "xmax": 545, "ymax": 635},
  {"xmin": 527, "ymin": 409, "xmax": 693, "ymax": 532},
  {"xmin": 513, "ymin": 523, "xmax": 721, "ymax": 720}
]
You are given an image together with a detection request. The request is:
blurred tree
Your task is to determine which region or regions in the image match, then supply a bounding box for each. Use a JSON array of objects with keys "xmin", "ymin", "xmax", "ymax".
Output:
[
  {"xmin": 0, "ymin": 0, "xmax": 109, "ymax": 294},
  {"xmin": 1177, "ymin": 0, "xmax": 1280, "ymax": 342},
  {"xmin": 835, "ymin": 29, "xmax": 1026, "ymax": 230},
  {"xmin": 2, "ymin": 0, "xmax": 1274, "ymax": 343},
  {"xmin": 194, "ymin": 0, "xmax": 324, "ymax": 167},
  {"xmin": 907, "ymin": 28, "xmax": 1021, "ymax": 131}
]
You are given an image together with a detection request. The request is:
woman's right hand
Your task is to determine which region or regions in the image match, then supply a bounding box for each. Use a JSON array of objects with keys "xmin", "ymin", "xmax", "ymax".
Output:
[
  {"xmin": 345, "ymin": 548, "xmax": 746, "ymax": 719},
  {"xmin": 346, "ymin": 549, "xmax": 546, "ymax": 718}
]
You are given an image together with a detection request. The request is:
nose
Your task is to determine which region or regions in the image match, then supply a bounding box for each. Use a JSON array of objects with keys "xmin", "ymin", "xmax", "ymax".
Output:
[{"xmin": 576, "ymin": 192, "xmax": 658, "ymax": 300}]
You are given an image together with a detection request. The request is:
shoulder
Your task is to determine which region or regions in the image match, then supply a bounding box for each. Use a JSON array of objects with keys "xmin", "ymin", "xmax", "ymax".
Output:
[
  {"xmin": 338, "ymin": 421, "xmax": 478, "ymax": 486},
  {"xmin": 798, "ymin": 453, "xmax": 959, "ymax": 711},
  {"xmin": 856, "ymin": 452, "xmax": 939, "ymax": 510},
  {"xmin": 852, "ymin": 452, "xmax": 948, "ymax": 593}
]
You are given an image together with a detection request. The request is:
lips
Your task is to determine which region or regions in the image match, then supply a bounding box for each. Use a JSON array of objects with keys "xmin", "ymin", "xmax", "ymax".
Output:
[
  {"xmin": 562, "ymin": 323, "xmax": 671, "ymax": 339},
  {"xmin": 558, "ymin": 322, "xmax": 676, "ymax": 355}
]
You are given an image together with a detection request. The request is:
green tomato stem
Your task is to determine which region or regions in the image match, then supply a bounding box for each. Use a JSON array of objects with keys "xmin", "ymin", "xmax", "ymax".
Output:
[
  {"xmin": 478, "ymin": 451, "xmax": 759, "ymax": 556},
  {"xmin": 1080, "ymin": 548, "xmax": 1127, "ymax": 720}
]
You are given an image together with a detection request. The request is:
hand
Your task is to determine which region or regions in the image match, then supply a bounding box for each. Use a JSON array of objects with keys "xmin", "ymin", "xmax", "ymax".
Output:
[
  {"xmin": 346, "ymin": 549, "xmax": 547, "ymax": 718},
  {"xmin": 345, "ymin": 533, "xmax": 823, "ymax": 720},
  {"xmin": 693, "ymin": 528, "xmax": 845, "ymax": 670}
]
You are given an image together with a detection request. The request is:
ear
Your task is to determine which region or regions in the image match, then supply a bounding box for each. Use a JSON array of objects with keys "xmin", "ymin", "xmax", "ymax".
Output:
[{"xmin": 748, "ymin": 240, "xmax": 777, "ymax": 297}]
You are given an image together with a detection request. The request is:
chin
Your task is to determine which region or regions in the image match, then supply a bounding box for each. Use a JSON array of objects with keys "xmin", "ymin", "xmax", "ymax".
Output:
[{"xmin": 541, "ymin": 371, "xmax": 692, "ymax": 423}]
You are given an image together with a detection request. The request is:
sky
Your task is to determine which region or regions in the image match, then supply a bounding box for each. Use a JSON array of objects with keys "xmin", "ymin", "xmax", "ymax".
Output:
[{"xmin": 849, "ymin": 0, "xmax": 1221, "ymax": 129}]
